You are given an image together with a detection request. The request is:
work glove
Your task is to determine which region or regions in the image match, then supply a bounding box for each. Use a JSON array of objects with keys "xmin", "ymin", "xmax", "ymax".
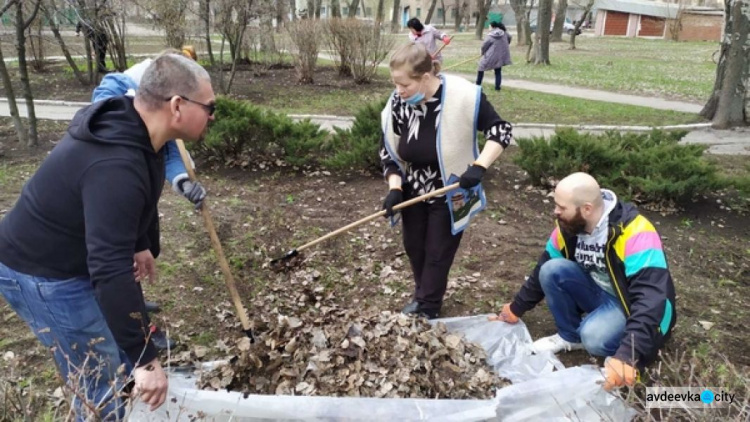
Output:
[
  {"xmin": 459, "ymin": 163, "xmax": 486, "ymax": 189},
  {"xmin": 174, "ymin": 174, "xmax": 207, "ymax": 209},
  {"xmin": 382, "ymin": 188, "xmax": 404, "ymax": 218},
  {"xmin": 442, "ymin": 35, "xmax": 451, "ymax": 45},
  {"xmin": 603, "ymin": 357, "xmax": 638, "ymax": 391},
  {"xmin": 488, "ymin": 303, "xmax": 519, "ymax": 323}
]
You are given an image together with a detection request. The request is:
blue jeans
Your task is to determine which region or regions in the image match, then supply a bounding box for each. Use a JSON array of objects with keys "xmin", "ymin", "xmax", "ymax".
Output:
[
  {"xmin": 539, "ymin": 259, "xmax": 626, "ymax": 356},
  {"xmin": 476, "ymin": 68, "xmax": 503, "ymax": 90},
  {"xmin": 0, "ymin": 262, "xmax": 130, "ymax": 421}
]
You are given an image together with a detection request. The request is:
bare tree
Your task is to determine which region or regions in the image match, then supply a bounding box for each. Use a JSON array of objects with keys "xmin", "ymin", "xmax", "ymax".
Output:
[
  {"xmin": 453, "ymin": 0, "xmax": 462, "ymax": 31},
  {"xmin": 440, "ymin": 0, "xmax": 446, "ymax": 26},
  {"xmin": 215, "ymin": 0, "xmax": 254, "ymax": 94},
  {"xmin": 287, "ymin": 19, "xmax": 322, "ymax": 83},
  {"xmin": 531, "ymin": 0, "xmax": 552, "ymax": 64},
  {"xmin": 349, "ymin": 21, "xmax": 395, "ymax": 83},
  {"xmin": 331, "ymin": 0, "xmax": 341, "ymax": 18},
  {"xmin": 391, "ymin": 0, "xmax": 400, "ymax": 32},
  {"xmin": 474, "ymin": 0, "xmax": 492, "ymax": 39},
  {"xmin": 425, "ymin": 0, "xmax": 438, "ymax": 24},
  {"xmin": 375, "ymin": 0, "xmax": 385, "ymax": 26},
  {"xmin": 700, "ymin": 0, "xmax": 749, "ymax": 128},
  {"xmin": 101, "ymin": 2, "xmax": 128, "ymax": 71},
  {"xmin": 568, "ymin": 0, "xmax": 593, "ymax": 49},
  {"xmin": 199, "ymin": 0, "xmax": 215, "ymax": 65},
  {"xmin": 550, "ymin": 0, "xmax": 567, "ymax": 42},
  {"xmin": 13, "ymin": 0, "xmax": 43, "ymax": 147},
  {"xmin": 324, "ymin": 18, "xmax": 354, "ymax": 75},
  {"xmin": 144, "ymin": 0, "xmax": 189, "ymax": 48},
  {"xmin": 348, "ymin": 0, "xmax": 361, "ymax": 18},
  {"xmin": 0, "ymin": 40, "xmax": 28, "ymax": 146},
  {"xmin": 42, "ymin": 0, "xmax": 88, "ymax": 85}
]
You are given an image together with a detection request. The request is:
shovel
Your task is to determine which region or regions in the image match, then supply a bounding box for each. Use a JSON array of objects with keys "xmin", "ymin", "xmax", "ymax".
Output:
[
  {"xmin": 271, "ymin": 182, "xmax": 460, "ymax": 266},
  {"xmin": 174, "ymin": 139, "xmax": 254, "ymax": 342}
]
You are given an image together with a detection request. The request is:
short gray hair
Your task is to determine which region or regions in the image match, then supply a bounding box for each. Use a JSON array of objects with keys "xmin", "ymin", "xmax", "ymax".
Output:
[{"xmin": 136, "ymin": 53, "xmax": 211, "ymax": 109}]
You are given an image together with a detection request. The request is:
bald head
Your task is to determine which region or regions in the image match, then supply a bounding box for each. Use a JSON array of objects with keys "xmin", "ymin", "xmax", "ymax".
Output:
[{"xmin": 555, "ymin": 172, "xmax": 603, "ymax": 208}]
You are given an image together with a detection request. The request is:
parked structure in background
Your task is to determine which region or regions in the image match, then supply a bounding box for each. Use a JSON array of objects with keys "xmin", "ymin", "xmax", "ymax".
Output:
[{"xmin": 593, "ymin": 0, "xmax": 723, "ymax": 41}]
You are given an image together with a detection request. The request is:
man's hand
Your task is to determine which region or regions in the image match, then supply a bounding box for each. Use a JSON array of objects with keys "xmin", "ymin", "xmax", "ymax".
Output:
[
  {"xmin": 132, "ymin": 358, "xmax": 168, "ymax": 411},
  {"xmin": 382, "ymin": 188, "xmax": 404, "ymax": 218},
  {"xmin": 177, "ymin": 179, "xmax": 207, "ymax": 210},
  {"xmin": 133, "ymin": 250, "xmax": 157, "ymax": 283},
  {"xmin": 603, "ymin": 357, "xmax": 637, "ymax": 391},
  {"xmin": 459, "ymin": 163, "xmax": 487, "ymax": 189},
  {"xmin": 488, "ymin": 303, "xmax": 519, "ymax": 323}
]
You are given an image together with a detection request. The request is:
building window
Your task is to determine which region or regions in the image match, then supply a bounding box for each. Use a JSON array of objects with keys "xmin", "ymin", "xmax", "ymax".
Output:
[
  {"xmin": 437, "ymin": 8, "xmax": 444, "ymax": 18},
  {"xmin": 342, "ymin": 6, "xmax": 348, "ymax": 15},
  {"xmin": 451, "ymin": 9, "xmax": 457, "ymax": 18},
  {"xmin": 366, "ymin": 7, "xmax": 372, "ymax": 16},
  {"xmin": 417, "ymin": 8, "xmax": 421, "ymax": 17}
]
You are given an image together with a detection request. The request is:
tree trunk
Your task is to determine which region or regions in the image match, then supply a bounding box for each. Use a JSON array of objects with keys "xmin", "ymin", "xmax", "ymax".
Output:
[
  {"xmin": 534, "ymin": 0, "xmax": 552, "ymax": 65},
  {"xmin": 474, "ymin": 0, "xmax": 492, "ymax": 39},
  {"xmin": 331, "ymin": 0, "xmax": 341, "ymax": 18},
  {"xmin": 391, "ymin": 0, "xmax": 401, "ymax": 32},
  {"xmin": 509, "ymin": 0, "xmax": 528, "ymax": 46},
  {"xmin": 290, "ymin": 0, "xmax": 297, "ymax": 20},
  {"xmin": 569, "ymin": 0, "xmax": 593, "ymax": 49},
  {"xmin": 441, "ymin": 0, "xmax": 446, "ymax": 26},
  {"xmin": 700, "ymin": 0, "xmax": 749, "ymax": 128},
  {"xmin": 315, "ymin": 0, "xmax": 322, "ymax": 18},
  {"xmin": 454, "ymin": 0, "xmax": 461, "ymax": 32},
  {"xmin": 15, "ymin": 0, "xmax": 40, "ymax": 147},
  {"xmin": 42, "ymin": 1, "xmax": 88, "ymax": 85},
  {"xmin": 425, "ymin": 0, "xmax": 438, "ymax": 24},
  {"xmin": 201, "ymin": 0, "xmax": 215, "ymax": 64},
  {"xmin": 0, "ymin": 44, "xmax": 28, "ymax": 146},
  {"xmin": 551, "ymin": 0, "xmax": 567, "ymax": 42},
  {"xmin": 375, "ymin": 0, "xmax": 385, "ymax": 26},
  {"xmin": 348, "ymin": 0, "xmax": 361, "ymax": 18}
]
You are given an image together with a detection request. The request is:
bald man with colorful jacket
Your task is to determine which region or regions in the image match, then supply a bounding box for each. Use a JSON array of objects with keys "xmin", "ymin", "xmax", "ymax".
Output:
[{"xmin": 491, "ymin": 172, "xmax": 676, "ymax": 391}]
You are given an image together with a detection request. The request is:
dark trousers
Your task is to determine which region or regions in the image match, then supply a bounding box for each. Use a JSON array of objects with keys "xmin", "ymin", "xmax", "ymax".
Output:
[
  {"xmin": 476, "ymin": 68, "xmax": 502, "ymax": 90},
  {"xmin": 401, "ymin": 199, "xmax": 463, "ymax": 313}
]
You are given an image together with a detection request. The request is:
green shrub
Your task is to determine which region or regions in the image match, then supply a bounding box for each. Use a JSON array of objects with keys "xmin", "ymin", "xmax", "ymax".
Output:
[
  {"xmin": 322, "ymin": 96, "xmax": 389, "ymax": 173},
  {"xmin": 514, "ymin": 129, "xmax": 725, "ymax": 204},
  {"xmin": 196, "ymin": 97, "xmax": 328, "ymax": 167}
]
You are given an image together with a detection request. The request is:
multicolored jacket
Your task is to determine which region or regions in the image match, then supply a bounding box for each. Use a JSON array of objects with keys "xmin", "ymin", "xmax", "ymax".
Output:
[{"xmin": 509, "ymin": 200, "xmax": 676, "ymax": 369}]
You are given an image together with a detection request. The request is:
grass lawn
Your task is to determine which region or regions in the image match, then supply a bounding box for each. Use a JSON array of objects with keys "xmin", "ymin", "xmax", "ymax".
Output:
[{"xmin": 440, "ymin": 33, "xmax": 718, "ymax": 104}]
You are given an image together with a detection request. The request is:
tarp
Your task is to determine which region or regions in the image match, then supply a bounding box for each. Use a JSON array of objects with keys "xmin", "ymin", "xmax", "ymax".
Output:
[{"xmin": 129, "ymin": 315, "xmax": 636, "ymax": 421}]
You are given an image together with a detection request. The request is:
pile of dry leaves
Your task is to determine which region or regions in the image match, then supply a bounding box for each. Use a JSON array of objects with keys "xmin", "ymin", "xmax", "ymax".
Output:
[{"xmin": 198, "ymin": 309, "xmax": 507, "ymax": 399}]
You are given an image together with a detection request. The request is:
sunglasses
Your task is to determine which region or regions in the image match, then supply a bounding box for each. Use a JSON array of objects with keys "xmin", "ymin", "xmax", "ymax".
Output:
[{"xmin": 164, "ymin": 95, "xmax": 216, "ymax": 116}]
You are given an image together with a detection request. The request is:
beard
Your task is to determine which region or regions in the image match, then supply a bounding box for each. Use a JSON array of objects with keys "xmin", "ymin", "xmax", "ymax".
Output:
[{"xmin": 558, "ymin": 208, "xmax": 587, "ymax": 236}]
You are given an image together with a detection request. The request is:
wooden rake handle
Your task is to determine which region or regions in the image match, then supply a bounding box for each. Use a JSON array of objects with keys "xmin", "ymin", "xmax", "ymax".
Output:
[
  {"xmin": 432, "ymin": 36, "xmax": 454, "ymax": 58},
  {"xmin": 174, "ymin": 139, "xmax": 253, "ymax": 335},
  {"xmin": 296, "ymin": 182, "xmax": 460, "ymax": 254}
]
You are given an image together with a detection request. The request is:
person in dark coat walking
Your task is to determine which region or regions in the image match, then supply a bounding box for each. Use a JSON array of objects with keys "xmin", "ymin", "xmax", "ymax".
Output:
[{"xmin": 476, "ymin": 21, "xmax": 512, "ymax": 91}]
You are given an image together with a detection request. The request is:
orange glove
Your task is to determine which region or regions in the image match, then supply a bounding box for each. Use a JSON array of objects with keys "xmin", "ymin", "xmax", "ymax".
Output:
[
  {"xmin": 488, "ymin": 303, "xmax": 519, "ymax": 323},
  {"xmin": 443, "ymin": 36, "xmax": 452, "ymax": 45},
  {"xmin": 603, "ymin": 357, "xmax": 638, "ymax": 391}
]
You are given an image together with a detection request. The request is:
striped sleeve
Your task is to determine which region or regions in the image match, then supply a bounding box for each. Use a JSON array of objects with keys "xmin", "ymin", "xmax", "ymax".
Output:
[
  {"xmin": 545, "ymin": 227, "xmax": 565, "ymax": 259},
  {"xmin": 621, "ymin": 216, "xmax": 668, "ymax": 277}
]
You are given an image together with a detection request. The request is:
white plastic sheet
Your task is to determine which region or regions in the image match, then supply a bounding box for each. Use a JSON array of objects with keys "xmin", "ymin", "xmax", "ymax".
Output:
[{"xmin": 129, "ymin": 315, "xmax": 635, "ymax": 421}]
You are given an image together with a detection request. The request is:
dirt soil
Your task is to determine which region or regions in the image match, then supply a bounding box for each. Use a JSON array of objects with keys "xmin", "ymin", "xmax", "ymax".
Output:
[{"xmin": 0, "ymin": 64, "xmax": 748, "ymax": 413}]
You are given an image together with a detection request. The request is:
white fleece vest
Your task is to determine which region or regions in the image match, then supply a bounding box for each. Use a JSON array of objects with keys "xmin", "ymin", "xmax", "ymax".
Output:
[{"xmin": 381, "ymin": 74, "xmax": 486, "ymax": 234}]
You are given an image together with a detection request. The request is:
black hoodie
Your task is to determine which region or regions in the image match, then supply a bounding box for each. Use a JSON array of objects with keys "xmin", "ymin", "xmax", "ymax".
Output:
[{"xmin": 0, "ymin": 96, "xmax": 164, "ymax": 366}]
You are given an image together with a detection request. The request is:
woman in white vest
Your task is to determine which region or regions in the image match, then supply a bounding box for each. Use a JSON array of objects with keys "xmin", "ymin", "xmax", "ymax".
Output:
[{"xmin": 380, "ymin": 43, "xmax": 513, "ymax": 318}]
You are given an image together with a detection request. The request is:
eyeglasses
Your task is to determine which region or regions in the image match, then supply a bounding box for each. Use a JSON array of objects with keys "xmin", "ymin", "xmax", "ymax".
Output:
[{"xmin": 164, "ymin": 95, "xmax": 215, "ymax": 116}]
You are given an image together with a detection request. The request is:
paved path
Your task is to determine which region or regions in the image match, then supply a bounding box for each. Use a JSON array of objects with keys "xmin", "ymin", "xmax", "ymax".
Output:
[{"xmin": 1, "ymin": 99, "xmax": 747, "ymax": 155}]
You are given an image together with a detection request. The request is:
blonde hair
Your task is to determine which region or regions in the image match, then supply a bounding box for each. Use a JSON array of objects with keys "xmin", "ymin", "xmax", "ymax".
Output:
[
  {"xmin": 389, "ymin": 43, "xmax": 435, "ymax": 79},
  {"xmin": 181, "ymin": 45, "xmax": 197, "ymax": 61}
]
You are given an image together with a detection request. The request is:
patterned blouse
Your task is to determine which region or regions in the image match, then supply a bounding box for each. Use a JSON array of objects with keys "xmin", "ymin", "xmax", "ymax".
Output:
[{"xmin": 380, "ymin": 84, "xmax": 512, "ymax": 200}]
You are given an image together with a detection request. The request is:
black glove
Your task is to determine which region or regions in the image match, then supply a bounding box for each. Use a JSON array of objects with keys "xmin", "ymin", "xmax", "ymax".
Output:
[
  {"xmin": 459, "ymin": 164, "xmax": 487, "ymax": 189},
  {"xmin": 177, "ymin": 179, "xmax": 207, "ymax": 210},
  {"xmin": 382, "ymin": 189, "xmax": 404, "ymax": 217}
]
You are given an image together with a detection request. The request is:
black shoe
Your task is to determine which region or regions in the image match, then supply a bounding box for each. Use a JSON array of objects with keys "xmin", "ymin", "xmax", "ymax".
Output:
[
  {"xmin": 401, "ymin": 301, "xmax": 440, "ymax": 319},
  {"xmin": 145, "ymin": 301, "xmax": 161, "ymax": 314},
  {"xmin": 151, "ymin": 329, "xmax": 176, "ymax": 351}
]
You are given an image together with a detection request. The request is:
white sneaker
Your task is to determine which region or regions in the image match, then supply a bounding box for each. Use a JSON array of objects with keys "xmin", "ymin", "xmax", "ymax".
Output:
[{"xmin": 532, "ymin": 333, "xmax": 584, "ymax": 354}]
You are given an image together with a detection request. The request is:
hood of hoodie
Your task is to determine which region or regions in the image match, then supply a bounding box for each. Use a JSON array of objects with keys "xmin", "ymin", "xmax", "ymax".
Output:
[
  {"xmin": 488, "ymin": 28, "xmax": 506, "ymax": 39},
  {"xmin": 67, "ymin": 95, "xmax": 154, "ymax": 154}
]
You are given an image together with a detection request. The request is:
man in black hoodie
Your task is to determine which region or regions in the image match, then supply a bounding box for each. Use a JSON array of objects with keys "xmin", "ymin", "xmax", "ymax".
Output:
[{"xmin": 0, "ymin": 53, "xmax": 215, "ymax": 419}]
